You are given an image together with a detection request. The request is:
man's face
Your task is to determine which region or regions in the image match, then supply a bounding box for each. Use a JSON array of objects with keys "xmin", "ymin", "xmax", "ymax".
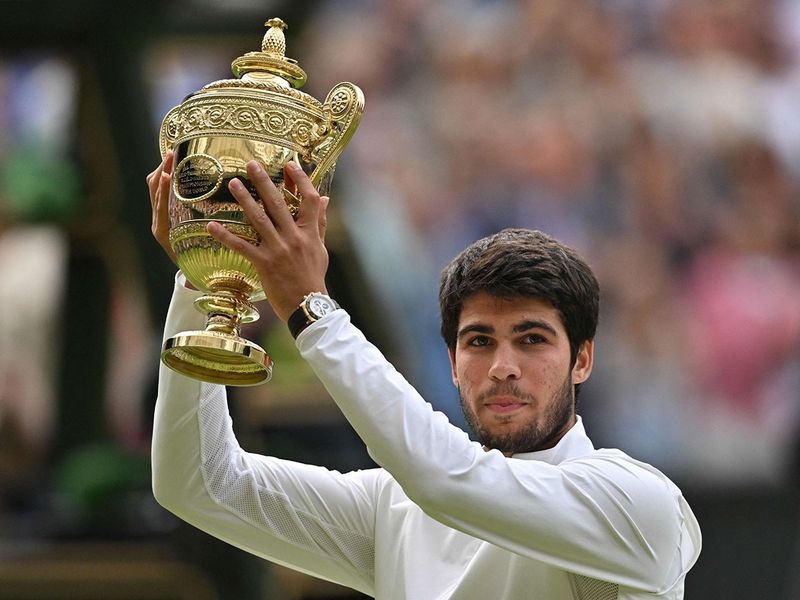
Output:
[{"xmin": 449, "ymin": 291, "xmax": 593, "ymax": 455}]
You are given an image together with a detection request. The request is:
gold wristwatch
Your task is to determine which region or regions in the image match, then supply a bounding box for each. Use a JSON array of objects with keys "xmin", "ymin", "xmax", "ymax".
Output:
[{"xmin": 288, "ymin": 292, "xmax": 340, "ymax": 339}]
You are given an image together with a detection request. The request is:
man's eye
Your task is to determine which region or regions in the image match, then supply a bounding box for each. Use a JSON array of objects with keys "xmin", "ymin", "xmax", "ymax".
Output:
[
  {"xmin": 468, "ymin": 336, "xmax": 491, "ymax": 347},
  {"xmin": 522, "ymin": 334, "xmax": 546, "ymax": 344}
]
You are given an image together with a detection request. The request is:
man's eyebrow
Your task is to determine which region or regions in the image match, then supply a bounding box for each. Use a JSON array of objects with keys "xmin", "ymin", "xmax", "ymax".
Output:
[
  {"xmin": 512, "ymin": 320, "xmax": 559, "ymax": 337},
  {"xmin": 457, "ymin": 320, "xmax": 559, "ymax": 339},
  {"xmin": 457, "ymin": 323, "xmax": 493, "ymax": 339}
]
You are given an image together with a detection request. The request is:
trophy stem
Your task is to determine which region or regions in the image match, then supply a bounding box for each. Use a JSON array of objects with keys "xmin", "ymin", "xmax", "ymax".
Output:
[
  {"xmin": 196, "ymin": 289, "xmax": 258, "ymax": 337},
  {"xmin": 160, "ymin": 288, "xmax": 272, "ymax": 386},
  {"xmin": 206, "ymin": 314, "xmax": 240, "ymax": 336}
]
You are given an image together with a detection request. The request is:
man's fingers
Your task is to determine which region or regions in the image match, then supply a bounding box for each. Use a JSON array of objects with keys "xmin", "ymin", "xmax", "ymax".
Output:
[
  {"xmin": 246, "ymin": 161, "xmax": 295, "ymax": 231},
  {"xmin": 284, "ymin": 173, "xmax": 297, "ymax": 198},
  {"xmin": 146, "ymin": 156, "xmax": 163, "ymax": 187},
  {"xmin": 156, "ymin": 171, "xmax": 172, "ymax": 236},
  {"xmin": 207, "ymin": 220, "xmax": 258, "ymax": 261},
  {"xmin": 147, "ymin": 150, "xmax": 174, "ymax": 200},
  {"xmin": 163, "ymin": 150, "xmax": 175, "ymax": 178},
  {"xmin": 318, "ymin": 196, "xmax": 329, "ymax": 242},
  {"xmin": 158, "ymin": 171, "xmax": 171, "ymax": 207},
  {"xmin": 228, "ymin": 177, "xmax": 279, "ymax": 243},
  {"xmin": 146, "ymin": 165, "xmax": 161, "ymax": 201},
  {"xmin": 285, "ymin": 161, "xmax": 320, "ymax": 228},
  {"xmin": 148, "ymin": 150, "xmax": 178, "ymax": 265}
]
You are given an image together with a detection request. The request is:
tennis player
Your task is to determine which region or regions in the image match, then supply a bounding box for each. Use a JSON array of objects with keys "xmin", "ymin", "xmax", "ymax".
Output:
[{"xmin": 148, "ymin": 155, "xmax": 701, "ymax": 599}]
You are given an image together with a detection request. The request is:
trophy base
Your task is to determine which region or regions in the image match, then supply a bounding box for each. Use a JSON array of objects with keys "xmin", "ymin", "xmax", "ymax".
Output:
[{"xmin": 161, "ymin": 330, "xmax": 273, "ymax": 386}]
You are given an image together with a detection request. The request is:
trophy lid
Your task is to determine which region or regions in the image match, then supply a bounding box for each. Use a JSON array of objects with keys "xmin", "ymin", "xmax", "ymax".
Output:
[
  {"xmin": 230, "ymin": 18, "xmax": 307, "ymax": 89},
  {"xmin": 160, "ymin": 15, "xmax": 364, "ymax": 174}
]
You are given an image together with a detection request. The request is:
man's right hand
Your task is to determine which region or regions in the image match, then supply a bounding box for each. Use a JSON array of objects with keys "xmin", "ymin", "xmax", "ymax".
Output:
[{"xmin": 146, "ymin": 150, "xmax": 177, "ymax": 265}]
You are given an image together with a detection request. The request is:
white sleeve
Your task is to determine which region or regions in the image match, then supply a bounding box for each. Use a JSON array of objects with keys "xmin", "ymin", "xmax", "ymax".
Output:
[
  {"xmin": 297, "ymin": 311, "xmax": 701, "ymax": 594},
  {"xmin": 151, "ymin": 273, "xmax": 378, "ymax": 595}
]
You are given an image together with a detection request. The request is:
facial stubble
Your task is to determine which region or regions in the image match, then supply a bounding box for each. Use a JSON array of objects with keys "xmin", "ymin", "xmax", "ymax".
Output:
[{"xmin": 459, "ymin": 373, "xmax": 575, "ymax": 454}]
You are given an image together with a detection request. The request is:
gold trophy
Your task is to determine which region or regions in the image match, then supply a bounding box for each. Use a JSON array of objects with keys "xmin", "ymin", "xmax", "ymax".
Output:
[{"xmin": 159, "ymin": 18, "xmax": 364, "ymax": 386}]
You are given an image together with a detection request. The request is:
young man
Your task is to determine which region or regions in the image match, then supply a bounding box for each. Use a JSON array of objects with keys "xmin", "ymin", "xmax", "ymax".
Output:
[{"xmin": 148, "ymin": 155, "xmax": 701, "ymax": 599}]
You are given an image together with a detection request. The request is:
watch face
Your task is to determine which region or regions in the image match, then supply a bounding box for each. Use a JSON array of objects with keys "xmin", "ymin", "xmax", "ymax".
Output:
[{"xmin": 306, "ymin": 294, "xmax": 337, "ymax": 319}]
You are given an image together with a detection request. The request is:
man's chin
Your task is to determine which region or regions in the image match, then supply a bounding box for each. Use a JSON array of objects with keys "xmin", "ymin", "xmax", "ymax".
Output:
[
  {"xmin": 479, "ymin": 430, "xmax": 536, "ymax": 454},
  {"xmin": 478, "ymin": 420, "xmax": 570, "ymax": 454}
]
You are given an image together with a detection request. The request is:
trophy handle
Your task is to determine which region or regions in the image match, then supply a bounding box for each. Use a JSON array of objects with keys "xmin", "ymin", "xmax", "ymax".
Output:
[
  {"xmin": 310, "ymin": 82, "xmax": 365, "ymax": 187},
  {"xmin": 159, "ymin": 105, "xmax": 183, "ymax": 158}
]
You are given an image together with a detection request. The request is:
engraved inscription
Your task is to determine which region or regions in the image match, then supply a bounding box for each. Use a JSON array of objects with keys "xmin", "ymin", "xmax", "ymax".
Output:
[{"xmin": 174, "ymin": 154, "xmax": 224, "ymax": 203}]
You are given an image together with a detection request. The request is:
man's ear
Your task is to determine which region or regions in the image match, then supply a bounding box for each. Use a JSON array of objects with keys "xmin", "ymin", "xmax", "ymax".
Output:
[
  {"xmin": 571, "ymin": 340, "xmax": 594, "ymax": 385},
  {"xmin": 448, "ymin": 347, "xmax": 458, "ymax": 387}
]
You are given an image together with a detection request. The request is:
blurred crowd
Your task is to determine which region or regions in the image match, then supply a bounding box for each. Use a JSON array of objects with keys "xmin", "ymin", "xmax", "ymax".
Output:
[
  {"xmin": 1, "ymin": 0, "xmax": 799, "ymax": 501},
  {"xmin": 297, "ymin": 0, "xmax": 800, "ymax": 486}
]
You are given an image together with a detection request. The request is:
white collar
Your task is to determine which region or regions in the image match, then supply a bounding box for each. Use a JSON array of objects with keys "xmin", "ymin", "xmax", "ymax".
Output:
[{"xmin": 509, "ymin": 415, "xmax": 595, "ymax": 464}]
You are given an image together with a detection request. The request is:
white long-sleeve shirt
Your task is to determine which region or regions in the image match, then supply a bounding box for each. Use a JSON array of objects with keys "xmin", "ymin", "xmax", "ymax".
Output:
[{"xmin": 152, "ymin": 274, "xmax": 701, "ymax": 599}]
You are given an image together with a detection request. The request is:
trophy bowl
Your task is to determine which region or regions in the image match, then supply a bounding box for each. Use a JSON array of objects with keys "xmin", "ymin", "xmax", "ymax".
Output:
[{"xmin": 159, "ymin": 18, "xmax": 364, "ymax": 386}]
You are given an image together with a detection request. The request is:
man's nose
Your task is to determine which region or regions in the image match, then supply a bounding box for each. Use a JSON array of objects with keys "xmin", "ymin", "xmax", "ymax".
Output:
[{"xmin": 488, "ymin": 345, "xmax": 521, "ymax": 381}]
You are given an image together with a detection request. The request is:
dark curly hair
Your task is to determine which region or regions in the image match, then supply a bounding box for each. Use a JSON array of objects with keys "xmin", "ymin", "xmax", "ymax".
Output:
[{"xmin": 439, "ymin": 229, "xmax": 599, "ymax": 367}]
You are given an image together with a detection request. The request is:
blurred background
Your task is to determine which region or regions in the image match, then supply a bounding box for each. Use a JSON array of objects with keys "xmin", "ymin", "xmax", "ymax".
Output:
[{"xmin": 0, "ymin": 0, "xmax": 799, "ymax": 597}]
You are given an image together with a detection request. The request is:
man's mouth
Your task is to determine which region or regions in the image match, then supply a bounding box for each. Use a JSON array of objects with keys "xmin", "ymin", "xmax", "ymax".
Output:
[{"xmin": 485, "ymin": 397, "xmax": 528, "ymax": 413}]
